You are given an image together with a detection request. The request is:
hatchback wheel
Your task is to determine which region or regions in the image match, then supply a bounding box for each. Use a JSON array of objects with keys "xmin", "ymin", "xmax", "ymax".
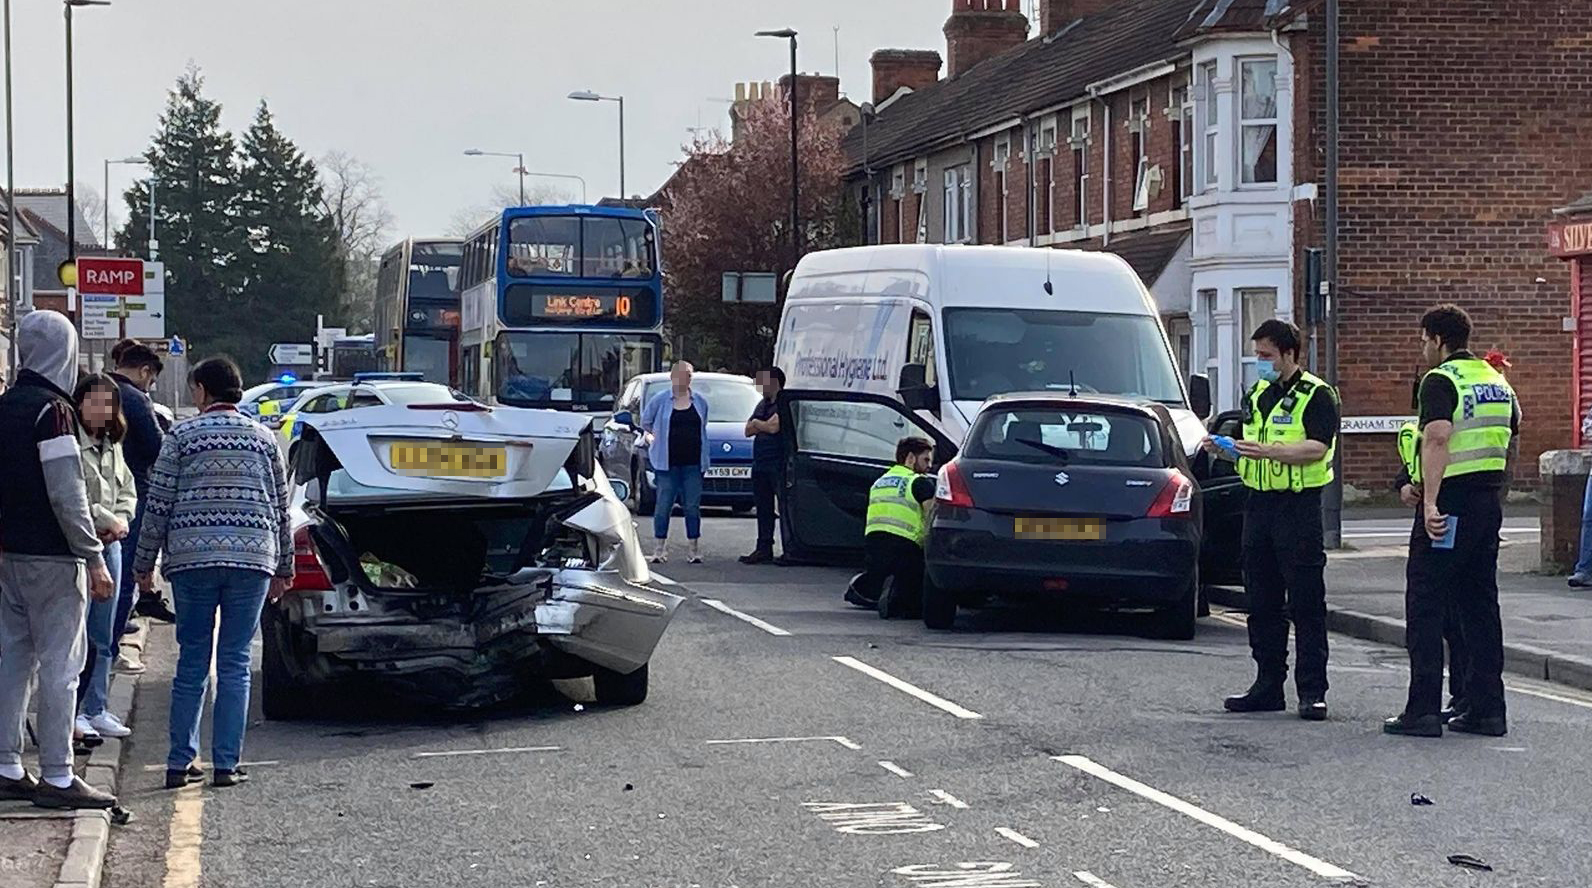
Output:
[
  {"xmin": 260, "ymin": 605, "xmax": 314, "ymax": 720},
  {"xmin": 1153, "ymin": 569, "xmax": 1199, "ymax": 641},
  {"xmin": 593, "ymin": 662, "xmax": 649, "ymax": 706},
  {"xmin": 922, "ymin": 577, "xmax": 957, "ymax": 631}
]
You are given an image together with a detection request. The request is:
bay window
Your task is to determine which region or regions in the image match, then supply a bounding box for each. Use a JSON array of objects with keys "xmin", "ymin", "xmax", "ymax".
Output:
[{"xmin": 1239, "ymin": 58, "xmax": 1278, "ymax": 185}]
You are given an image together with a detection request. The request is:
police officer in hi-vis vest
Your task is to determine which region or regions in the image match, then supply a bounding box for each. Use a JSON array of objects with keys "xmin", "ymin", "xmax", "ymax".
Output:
[
  {"xmin": 1396, "ymin": 414, "xmax": 1469, "ymax": 723},
  {"xmin": 1204, "ymin": 319, "xmax": 1340, "ymax": 721},
  {"xmin": 845, "ymin": 437, "xmax": 936, "ymax": 619},
  {"xmin": 1385, "ymin": 305, "xmax": 1519, "ymax": 738}
]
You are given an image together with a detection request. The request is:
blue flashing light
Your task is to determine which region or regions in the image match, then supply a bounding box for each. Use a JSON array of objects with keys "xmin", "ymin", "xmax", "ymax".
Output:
[{"xmin": 278, "ymin": 373, "xmax": 299, "ymax": 385}]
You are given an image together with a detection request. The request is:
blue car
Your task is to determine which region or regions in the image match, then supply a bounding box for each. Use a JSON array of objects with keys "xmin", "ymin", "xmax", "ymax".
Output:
[{"xmin": 599, "ymin": 372, "xmax": 763, "ymax": 515}]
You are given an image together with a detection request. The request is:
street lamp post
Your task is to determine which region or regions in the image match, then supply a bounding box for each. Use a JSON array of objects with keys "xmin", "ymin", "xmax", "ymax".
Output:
[
  {"xmin": 104, "ymin": 155, "xmax": 145, "ymax": 248},
  {"xmin": 5, "ymin": 0, "xmax": 16, "ymax": 379},
  {"xmin": 568, "ymin": 90, "xmax": 625, "ymax": 200},
  {"xmin": 64, "ymin": 0, "xmax": 112, "ymax": 260},
  {"xmin": 463, "ymin": 148, "xmax": 526, "ymax": 205},
  {"xmin": 756, "ymin": 28, "xmax": 800, "ymax": 262}
]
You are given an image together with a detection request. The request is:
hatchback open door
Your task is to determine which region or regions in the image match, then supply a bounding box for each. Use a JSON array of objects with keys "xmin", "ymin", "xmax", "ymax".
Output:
[
  {"xmin": 1195, "ymin": 409, "xmax": 1248, "ymax": 587},
  {"xmin": 777, "ymin": 391, "xmax": 956, "ymax": 564}
]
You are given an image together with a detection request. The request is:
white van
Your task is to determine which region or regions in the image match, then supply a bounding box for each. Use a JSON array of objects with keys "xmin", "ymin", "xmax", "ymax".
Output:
[{"xmin": 772, "ymin": 245, "xmax": 1244, "ymax": 582}]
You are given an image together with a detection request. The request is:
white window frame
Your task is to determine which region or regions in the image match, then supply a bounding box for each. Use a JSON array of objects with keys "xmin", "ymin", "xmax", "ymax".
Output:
[
  {"xmin": 1130, "ymin": 93, "xmax": 1151, "ymax": 213},
  {"xmin": 916, "ymin": 190, "xmax": 928, "ymax": 243},
  {"xmin": 1238, "ymin": 287, "xmax": 1279, "ymax": 389},
  {"xmin": 1168, "ymin": 81, "xmax": 1193, "ymax": 205},
  {"xmin": 1199, "ymin": 288, "xmax": 1220, "ymax": 404},
  {"xmin": 1071, "ymin": 106, "xmax": 1091, "ymax": 229},
  {"xmin": 1199, "ymin": 61, "xmax": 1219, "ymax": 192},
  {"xmin": 944, "ymin": 165, "xmax": 972, "ymax": 244},
  {"xmin": 1039, "ymin": 119, "xmax": 1058, "ymax": 234},
  {"xmin": 912, "ymin": 159, "xmax": 928, "ymax": 194},
  {"xmin": 1238, "ymin": 56, "xmax": 1279, "ymax": 186}
]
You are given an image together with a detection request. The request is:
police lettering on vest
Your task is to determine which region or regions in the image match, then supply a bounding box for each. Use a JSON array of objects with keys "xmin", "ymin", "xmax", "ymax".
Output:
[
  {"xmin": 1424, "ymin": 358, "xmax": 1515, "ymax": 479},
  {"xmin": 866, "ymin": 464, "xmax": 928, "ymax": 546},
  {"xmin": 1238, "ymin": 371, "xmax": 1338, "ymax": 493}
]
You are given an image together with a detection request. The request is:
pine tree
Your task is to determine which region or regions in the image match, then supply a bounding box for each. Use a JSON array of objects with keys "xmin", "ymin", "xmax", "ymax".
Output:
[
  {"xmin": 116, "ymin": 65, "xmax": 243, "ymax": 360},
  {"xmin": 235, "ymin": 100, "xmax": 343, "ymax": 378}
]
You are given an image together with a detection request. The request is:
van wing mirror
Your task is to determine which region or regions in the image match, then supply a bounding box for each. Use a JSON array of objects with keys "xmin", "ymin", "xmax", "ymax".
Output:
[
  {"xmin": 897, "ymin": 363, "xmax": 938, "ymax": 413},
  {"xmin": 898, "ymin": 363, "xmax": 927, "ymax": 390},
  {"xmin": 1188, "ymin": 373, "xmax": 1212, "ymax": 420}
]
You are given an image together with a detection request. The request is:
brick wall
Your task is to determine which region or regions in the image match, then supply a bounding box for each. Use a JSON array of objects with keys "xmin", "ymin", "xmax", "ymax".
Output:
[{"xmin": 1295, "ymin": 0, "xmax": 1592, "ymax": 492}]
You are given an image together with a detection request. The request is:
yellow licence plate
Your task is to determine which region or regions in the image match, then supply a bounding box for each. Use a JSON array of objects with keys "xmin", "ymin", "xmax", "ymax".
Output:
[
  {"xmin": 390, "ymin": 442, "xmax": 507, "ymax": 478},
  {"xmin": 1014, "ymin": 515, "xmax": 1103, "ymax": 540}
]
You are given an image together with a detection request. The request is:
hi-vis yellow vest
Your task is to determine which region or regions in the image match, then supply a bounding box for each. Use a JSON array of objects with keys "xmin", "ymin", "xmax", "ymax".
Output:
[
  {"xmin": 1239, "ymin": 371, "xmax": 1337, "ymax": 493},
  {"xmin": 1423, "ymin": 358, "xmax": 1515, "ymax": 478},
  {"xmin": 865, "ymin": 464, "xmax": 928, "ymax": 546},
  {"xmin": 1397, "ymin": 421, "xmax": 1421, "ymax": 485}
]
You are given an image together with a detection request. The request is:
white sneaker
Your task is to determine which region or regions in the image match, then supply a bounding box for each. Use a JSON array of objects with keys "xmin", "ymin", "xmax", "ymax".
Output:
[
  {"xmin": 74, "ymin": 715, "xmax": 101, "ymax": 741},
  {"xmin": 686, "ymin": 540, "xmax": 702, "ymax": 564},
  {"xmin": 113, "ymin": 653, "xmax": 146, "ymax": 675},
  {"xmin": 88, "ymin": 712, "xmax": 131, "ymax": 739},
  {"xmin": 649, "ymin": 541, "xmax": 668, "ymax": 564}
]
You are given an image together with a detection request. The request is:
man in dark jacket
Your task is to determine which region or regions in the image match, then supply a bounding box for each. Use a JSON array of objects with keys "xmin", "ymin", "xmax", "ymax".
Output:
[
  {"xmin": 107, "ymin": 342, "xmax": 174, "ymax": 656},
  {"xmin": 0, "ymin": 311, "xmax": 119, "ymax": 809}
]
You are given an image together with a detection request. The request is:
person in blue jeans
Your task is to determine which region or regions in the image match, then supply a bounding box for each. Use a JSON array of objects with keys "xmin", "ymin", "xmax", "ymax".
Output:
[
  {"xmin": 133, "ymin": 357, "xmax": 292, "ymax": 789},
  {"xmin": 107, "ymin": 340, "xmax": 172, "ymax": 677},
  {"xmin": 73, "ymin": 374, "xmax": 138, "ymax": 742},
  {"xmin": 641, "ymin": 361, "xmax": 711, "ymax": 564},
  {"xmin": 1572, "ymin": 407, "xmax": 1592, "ymax": 588}
]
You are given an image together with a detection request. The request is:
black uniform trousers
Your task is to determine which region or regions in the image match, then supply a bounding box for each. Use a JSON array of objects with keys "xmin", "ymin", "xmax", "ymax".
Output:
[
  {"xmin": 1404, "ymin": 485, "xmax": 1506, "ymax": 719},
  {"xmin": 1243, "ymin": 489, "xmax": 1330, "ymax": 698},
  {"xmin": 857, "ymin": 531, "xmax": 924, "ymax": 604},
  {"xmin": 752, "ymin": 467, "xmax": 781, "ymax": 553}
]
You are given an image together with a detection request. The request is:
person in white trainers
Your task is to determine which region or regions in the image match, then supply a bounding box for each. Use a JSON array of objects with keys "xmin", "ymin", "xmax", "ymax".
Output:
[
  {"xmin": 74, "ymin": 374, "xmax": 138, "ymax": 740},
  {"xmin": 640, "ymin": 362, "xmax": 711, "ymax": 564}
]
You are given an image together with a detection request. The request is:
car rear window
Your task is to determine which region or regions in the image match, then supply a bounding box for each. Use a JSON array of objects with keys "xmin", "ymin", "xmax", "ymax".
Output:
[{"xmin": 966, "ymin": 406, "xmax": 1164, "ymax": 468}]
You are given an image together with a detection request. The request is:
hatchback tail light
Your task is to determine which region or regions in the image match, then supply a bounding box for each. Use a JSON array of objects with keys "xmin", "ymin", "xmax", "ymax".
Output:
[
  {"xmin": 288, "ymin": 525, "xmax": 333, "ymax": 592},
  {"xmin": 936, "ymin": 461, "xmax": 974, "ymax": 508},
  {"xmin": 1147, "ymin": 471, "xmax": 1195, "ymax": 518}
]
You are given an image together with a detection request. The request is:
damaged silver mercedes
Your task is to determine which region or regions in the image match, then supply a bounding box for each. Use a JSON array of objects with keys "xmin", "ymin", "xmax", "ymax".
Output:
[{"xmin": 261, "ymin": 403, "xmax": 682, "ymax": 719}]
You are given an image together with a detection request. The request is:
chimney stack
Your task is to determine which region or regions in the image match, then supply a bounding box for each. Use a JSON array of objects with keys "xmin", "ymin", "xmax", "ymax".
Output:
[
  {"xmin": 943, "ymin": 0, "xmax": 1029, "ymax": 79},
  {"xmin": 870, "ymin": 49, "xmax": 943, "ymax": 103},
  {"xmin": 1038, "ymin": 0, "xmax": 1113, "ymax": 37},
  {"xmin": 779, "ymin": 73, "xmax": 842, "ymax": 117}
]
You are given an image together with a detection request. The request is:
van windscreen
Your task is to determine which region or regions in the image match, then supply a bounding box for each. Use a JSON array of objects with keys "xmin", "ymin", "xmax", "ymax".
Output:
[{"xmin": 943, "ymin": 308, "xmax": 1183, "ymax": 404}]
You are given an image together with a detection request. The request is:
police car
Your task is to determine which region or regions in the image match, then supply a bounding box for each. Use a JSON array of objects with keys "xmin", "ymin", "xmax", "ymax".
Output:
[
  {"xmin": 240, "ymin": 376, "xmax": 326, "ymax": 425},
  {"xmin": 275, "ymin": 373, "xmax": 475, "ymax": 456}
]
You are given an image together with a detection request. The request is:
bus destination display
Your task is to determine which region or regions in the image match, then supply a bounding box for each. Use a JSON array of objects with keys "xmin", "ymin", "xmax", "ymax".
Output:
[{"xmin": 505, "ymin": 286, "xmax": 657, "ymax": 327}]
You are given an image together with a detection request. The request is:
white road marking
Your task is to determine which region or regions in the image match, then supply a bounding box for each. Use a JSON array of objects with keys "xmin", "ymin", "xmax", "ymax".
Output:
[
  {"xmin": 1072, "ymin": 872, "xmax": 1122, "ymax": 888},
  {"xmin": 700, "ymin": 598, "xmax": 791, "ymax": 636},
  {"xmin": 804, "ymin": 801, "xmax": 946, "ymax": 835},
  {"xmin": 412, "ymin": 745, "xmax": 562, "ymax": 759},
  {"xmin": 1056, "ymin": 755, "xmax": 1360, "ymax": 882},
  {"xmin": 877, "ymin": 760, "xmax": 914, "ymax": 778},
  {"xmin": 706, "ymin": 735, "xmax": 861, "ymax": 750},
  {"xmin": 141, "ymin": 760, "xmax": 280, "ymax": 773},
  {"xmin": 995, "ymin": 827, "xmax": 1040, "ymax": 849},
  {"xmin": 1507, "ymin": 682, "xmax": 1592, "ymax": 711},
  {"xmin": 650, "ymin": 572, "xmax": 678, "ymax": 585},
  {"xmin": 832, "ymin": 656, "xmax": 984, "ymax": 720},
  {"xmin": 928, "ymin": 789, "xmax": 970, "ymax": 809},
  {"xmin": 162, "ymin": 789, "xmax": 204, "ymax": 888},
  {"xmin": 892, "ymin": 863, "xmax": 1041, "ymax": 886}
]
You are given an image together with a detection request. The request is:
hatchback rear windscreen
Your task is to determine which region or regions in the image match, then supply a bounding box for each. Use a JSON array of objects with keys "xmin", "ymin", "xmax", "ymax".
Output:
[{"xmin": 966, "ymin": 407, "xmax": 1163, "ymax": 468}]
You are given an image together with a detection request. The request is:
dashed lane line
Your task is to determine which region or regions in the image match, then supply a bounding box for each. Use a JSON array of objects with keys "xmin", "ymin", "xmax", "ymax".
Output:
[
  {"xmin": 1072, "ymin": 873, "xmax": 1122, "ymax": 888},
  {"xmin": 995, "ymin": 827, "xmax": 1040, "ymax": 849},
  {"xmin": 700, "ymin": 598, "xmax": 792, "ymax": 636},
  {"xmin": 832, "ymin": 656, "xmax": 984, "ymax": 720},
  {"xmin": 877, "ymin": 760, "xmax": 914, "ymax": 778},
  {"xmin": 412, "ymin": 745, "xmax": 563, "ymax": 758},
  {"xmin": 1055, "ymin": 754, "xmax": 1361, "ymax": 883},
  {"xmin": 928, "ymin": 789, "xmax": 969, "ymax": 809},
  {"xmin": 706, "ymin": 735, "xmax": 862, "ymax": 750}
]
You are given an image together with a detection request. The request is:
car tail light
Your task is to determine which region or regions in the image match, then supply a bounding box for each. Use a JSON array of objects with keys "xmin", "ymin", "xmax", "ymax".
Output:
[
  {"xmin": 936, "ymin": 461, "xmax": 974, "ymax": 508},
  {"xmin": 288, "ymin": 526, "xmax": 333, "ymax": 592},
  {"xmin": 1147, "ymin": 471, "xmax": 1195, "ymax": 518}
]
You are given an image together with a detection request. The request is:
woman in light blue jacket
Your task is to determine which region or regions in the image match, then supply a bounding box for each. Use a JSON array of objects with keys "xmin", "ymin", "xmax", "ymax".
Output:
[{"xmin": 640, "ymin": 362, "xmax": 711, "ymax": 564}]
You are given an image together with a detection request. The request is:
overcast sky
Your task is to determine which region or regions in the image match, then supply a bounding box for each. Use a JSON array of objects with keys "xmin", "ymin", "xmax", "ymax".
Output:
[{"xmin": 2, "ymin": 0, "xmax": 997, "ymax": 242}]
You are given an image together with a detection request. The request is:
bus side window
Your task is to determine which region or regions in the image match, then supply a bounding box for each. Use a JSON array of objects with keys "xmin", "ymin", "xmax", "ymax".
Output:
[
  {"xmin": 908, "ymin": 311, "xmax": 938, "ymax": 389},
  {"xmin": 461, "ymin": 345, "xmax": 481, "ymax": 397}
]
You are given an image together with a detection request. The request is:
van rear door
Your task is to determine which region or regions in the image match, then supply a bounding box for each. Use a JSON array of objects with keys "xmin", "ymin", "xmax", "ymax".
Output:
[{"xmin": 777, "ymin": 391, "xmax": 956, "ymax": 564}]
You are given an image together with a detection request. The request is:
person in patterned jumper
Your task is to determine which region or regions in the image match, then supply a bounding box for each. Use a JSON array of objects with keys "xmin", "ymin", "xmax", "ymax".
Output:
[{"xmin": 133, "ymin": 357, "xmax": 293, "ymax": 789}]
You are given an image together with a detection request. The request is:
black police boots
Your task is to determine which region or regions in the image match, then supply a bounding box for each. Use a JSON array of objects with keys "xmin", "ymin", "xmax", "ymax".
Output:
[
  {"xmin": 1223, "ymin": 679, "xmax": 1286, "ymax": 713},
  {"xmin": 1382, "ymin": 712, "xmax": 1444, "ymax": 738}
]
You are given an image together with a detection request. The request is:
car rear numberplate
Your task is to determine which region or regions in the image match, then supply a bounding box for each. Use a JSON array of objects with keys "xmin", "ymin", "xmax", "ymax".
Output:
[
  {"xmin": 390, "ymin": 441, "xmax": 507, "ymax": 478},
  {"xmin": 1014, "ymin": 515, "xmax": 1103, "ymax": 540},
  {"xmin": 704, "ymin": 466, "xmax": 752, "ymax": 479}
]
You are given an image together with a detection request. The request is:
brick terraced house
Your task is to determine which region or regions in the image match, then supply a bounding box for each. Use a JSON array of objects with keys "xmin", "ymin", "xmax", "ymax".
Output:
[{"xmin": 843, "ymin": 0, "xmax": 1592, "ymax": 494}]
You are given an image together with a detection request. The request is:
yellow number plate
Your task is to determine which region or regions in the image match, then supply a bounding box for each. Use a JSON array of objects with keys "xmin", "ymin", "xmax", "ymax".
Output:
[
  {"xmin": 390, "ymin": 442, "xmax": 507, "ymax": 478},
  {"xmin": 1014, "ymin": 515, "xmax": 1103, "ymax": 540}
]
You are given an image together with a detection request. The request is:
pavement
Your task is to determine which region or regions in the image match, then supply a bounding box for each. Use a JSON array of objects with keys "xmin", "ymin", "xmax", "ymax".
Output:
[{"xmin": 7, "ymin": 511, "xmax": 1592, "ymax": 888}]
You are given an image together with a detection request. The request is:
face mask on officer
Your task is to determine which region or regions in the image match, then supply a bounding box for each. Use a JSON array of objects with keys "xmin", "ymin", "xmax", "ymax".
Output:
[
  {"xmin": 1250, "ymin": 334, "xmax": 1295, "ymax": 385},
  {"xmin": 1256, "ymin": 359, "xmax": 1282, "ymax": 383}
]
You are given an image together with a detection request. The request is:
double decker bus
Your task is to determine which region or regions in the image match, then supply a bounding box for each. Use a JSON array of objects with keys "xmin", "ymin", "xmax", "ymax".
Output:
[
  {"xmin": 457, "ymin": 205, "xmax": 663, "ymax": 411},
  {"xmin": 373, "ymin": 237, "xmax": 464, "ymax": 384}
]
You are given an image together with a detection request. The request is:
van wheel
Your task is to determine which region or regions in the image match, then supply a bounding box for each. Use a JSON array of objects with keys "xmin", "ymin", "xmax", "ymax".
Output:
[
  {"xmin": 593, "ymin": 662, "xmax": 649, "ymax": 706},
  {"xmin": 922, "ymin": 578, "xmax": 957, "ymax": 631},
  {"xmin": 1153, "ymin": 570, "xmax": 1199, "ymax": 641},
  {"xmin": 261, "ymin": 605, "xmax": 314, "ymax": 721}
]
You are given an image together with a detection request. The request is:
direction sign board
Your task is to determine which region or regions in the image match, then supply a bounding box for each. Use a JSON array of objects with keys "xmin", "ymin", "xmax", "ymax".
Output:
[
  {"xmin": 269, "ymin": 343, "xmax": 315, "ymax": 366},
  {"xmin": 80, "ymin": 293, "xmax": 121, "ymax": 339}
]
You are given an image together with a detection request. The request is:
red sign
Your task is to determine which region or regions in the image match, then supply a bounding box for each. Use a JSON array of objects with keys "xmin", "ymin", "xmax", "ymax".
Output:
[
  {"xmin": 77, "ymin": 257, "xmax": 145, "ymax": 295},
  {"xmin": 1549, "ymin": 219, "xmax": 1592, "ymax": 259}
]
